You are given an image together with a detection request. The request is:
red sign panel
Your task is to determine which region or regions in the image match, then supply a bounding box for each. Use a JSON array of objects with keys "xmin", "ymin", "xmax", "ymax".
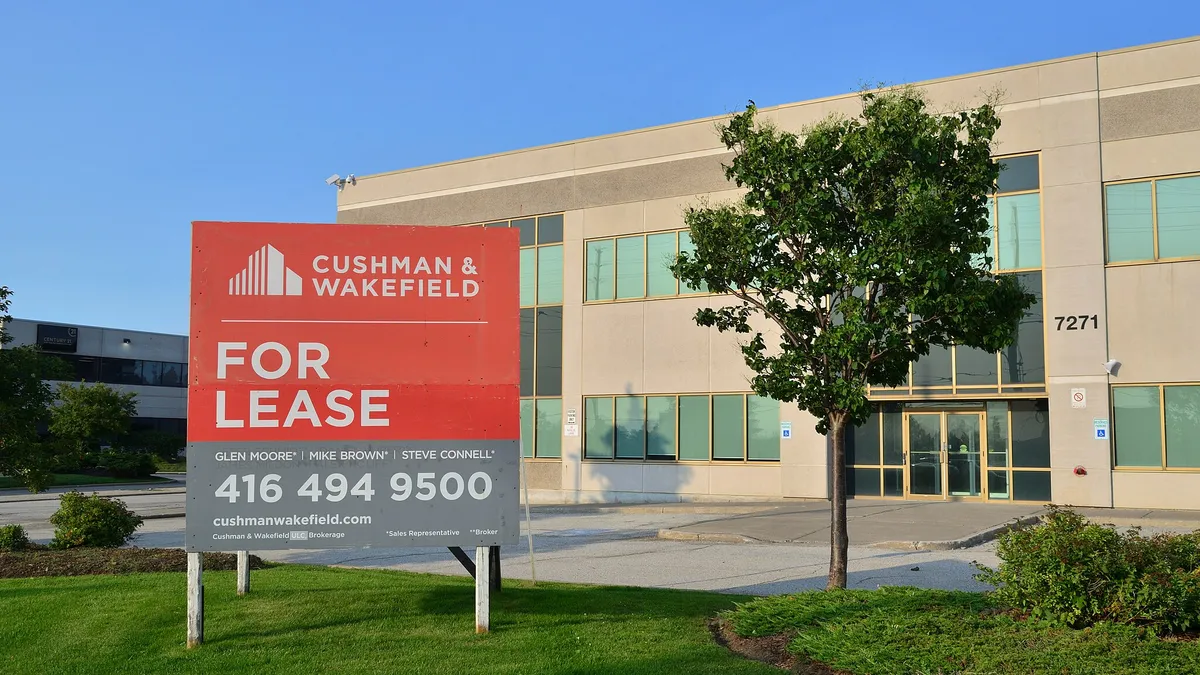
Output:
[{"xmin": 188, "ymin": 221, "xmax": 520, "ymax": 443}]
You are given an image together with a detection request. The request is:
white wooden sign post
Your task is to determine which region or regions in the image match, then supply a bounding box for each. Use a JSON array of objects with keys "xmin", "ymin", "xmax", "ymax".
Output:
[
  {"xmin": 187, "ymin": 552, "xmax": 204, "ymax": 648},
  {"xmin": 475, "ymin": 546, "xmax": 491, "ymax": 633},
  {"xmin": 236, "ymin": 551, "xmax": 250, "ymax": 596}
]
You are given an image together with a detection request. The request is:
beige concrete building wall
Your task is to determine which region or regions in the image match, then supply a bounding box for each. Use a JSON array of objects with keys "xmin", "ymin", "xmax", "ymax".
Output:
[
  {"xmin": 337, "ymin": 36, "xmax": 1200, "ymax": 508},
  {"xmin": 1096, "ymin": 39, "xmax": 1200, "ymax": 509}
]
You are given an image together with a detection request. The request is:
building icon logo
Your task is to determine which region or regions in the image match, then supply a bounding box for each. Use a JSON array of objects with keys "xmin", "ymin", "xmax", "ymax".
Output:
[{"xmin": 228, "ymin": 244, "xmax": 303, "ymax": 296}]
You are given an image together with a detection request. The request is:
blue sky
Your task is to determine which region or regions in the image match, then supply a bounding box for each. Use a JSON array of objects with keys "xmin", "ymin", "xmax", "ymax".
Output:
[{"xmin": 2, "ymin": 1, "xmax": 1197, "ymax": 335}]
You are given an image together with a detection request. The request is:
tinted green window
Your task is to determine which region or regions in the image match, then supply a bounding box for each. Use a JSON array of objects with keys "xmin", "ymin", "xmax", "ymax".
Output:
[
  {"xmin": 615, "ymin": 396, "xmax": 646, "ymax": 459},
  {"xmin": 520, "ymin": 399, "xmax": 534, "ymax": 458},
  {"xmin": 883, "ymin": 468, "xmax": 904, "ymax": 496},
  {"xmin": 535, "ymin": 398, "xmax": 562, "ymax": 458},
  {"xmin": 536, "ymin": 214, "xmax": 564, "ymax": 244},
  {"xmin": 1010, "ymin": 399, "xmax": 1050, "ymax": 468},
  {"xmin": 1106, "ymin": 182, "xmax": 1154, "ymax": 263},
  {"xmin": 536, "ymin": 245, "xmax": 563, "ymax": 304},
  {"xmin": 850, "ymin": 468, "xmax": 881, "ymax": 497},
  {"xmin": 535, "ymin": 307, "xmax": 562, "ymax": 396},
  {"xmin": 747, "ymin": 395, "xmax": 780, "ymax": 460},
  {"xmin": 1012, "ymin": 471, "xmax": 1051, "ymax": 502},
  {"xmin": 712, "ymin": 395, "xmax": 744, "ymax": 460},
  {"xmin": 585, "ymin": 240, "xmax": 615, "ymax": 301},
  {"xmin": 519, "ymin": 309, "xmax": 534, "ymax": 397},
  {"xmin": 1114, "ymin": 387, "xmax": 1163, "ymax": 467},
  {"xmin": 678, "ymin": 395, "xmax": 710, "ymax": 460},
  {"xmin": 913, "ymin": 345, "xmax": 952, "ymax": 387},
  {"xmin": 974, "ymin": 198, "xmax": 997, "ymax": 271},
  {"xmin": 1165, "ymin": 386, "xmax": 1200, "ymax": 468},
  {"xmin": 849, "ymin": 413, "xmax": 880, "ymax": 465},
  {"xmin": 519, "ymin": 248, "xmax": 536, "ymax": 306},
  {"xmin": 997, "ymin": 155, "xmax": 1040, "ymax": 193},
  {"xmin": 615, "ymin": 237, "xmax": 644, "ymax": 299},
  {"xmin": 986, "ymin": 401, "xmax": 1008, "ymax": 469},
  {"xmin": 1155, "ymin": 176, "xmax": 1200, "ymax": 259},
  {"xmin": 513, "ymin": 218, "xmax": 536, "ymax": 247},
  {"xmin": 646, "ymin": 232, "xmax": 678, "ymax": 297},
  {"xmin": 955, "ymin": 346, "xmax": 997, "ymax": 386},
  {"xmin": 584, "ymin": 398, "xmax": 614, "ymax": 459},
  {"xmin": 988, "ymin": 470, "xmax": 1009, "ymax": 500},
  {"xmin": 646, "ymin": 396, "xmax": 677, "ymax": 458},
  {"xmin": 677, "ymin": 231, "xmax": 708, "ymax": 294},
  {"xmin": 1001, "ymin": 272, "xmax": 1045, "ymax": 384},
  {"xmin": 996, "ymin": 193, "xmax": 1041, "ymax": 270},
  {"xmin": 882, "ymin": 408, "xmax": 904, "ymax": 465}
]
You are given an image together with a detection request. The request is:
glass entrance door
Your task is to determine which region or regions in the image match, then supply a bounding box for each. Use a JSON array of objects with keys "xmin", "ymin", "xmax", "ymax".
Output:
[
  {"xmin": 905, "ymin": 411, "xmax": 986, "ymax": 499},
  {"xmin": 946, "ymin": 413, "xmax": 983, "ymax": 497},
  {"xmin": 906, "ymin": 413, "xmax": 943, "ymax": 496}
]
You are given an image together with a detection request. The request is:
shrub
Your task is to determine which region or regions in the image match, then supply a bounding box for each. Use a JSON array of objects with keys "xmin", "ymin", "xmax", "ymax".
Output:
[
  {"xmin": 976, "ymin": 508, "xmax": 1200, "ymax": 635},
  {"xmin": 0, "ymin": 524, "xmax": 30, "ymax": 551},
  {"xmin": 98, "ymin": 450, "xmax": 157, "ymax": 478},
  {"xmin": 49, "ymin": 491, "xmax": 143, "ymax": 549}
]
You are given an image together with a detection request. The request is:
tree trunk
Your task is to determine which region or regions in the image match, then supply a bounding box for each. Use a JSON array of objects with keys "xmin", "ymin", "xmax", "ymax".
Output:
[{"xmin": 827, "ymin": 412, "xmax": 849, "ymax": 590}]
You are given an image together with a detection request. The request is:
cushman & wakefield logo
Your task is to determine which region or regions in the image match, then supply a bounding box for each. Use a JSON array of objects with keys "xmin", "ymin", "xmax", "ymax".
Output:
[
  {"xmin": 226, "ymin": 243, "xmax": 481, "ymax": 299},
  {"xmin": 228, "ymin": 244, "xmax": 303, "ymax": 296}
]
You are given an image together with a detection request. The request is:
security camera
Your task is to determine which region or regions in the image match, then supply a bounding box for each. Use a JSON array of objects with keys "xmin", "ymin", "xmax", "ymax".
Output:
[
  {"xmin": 1103, "ymin": 359, "xmax": 1122, "ymax": 376},
  {"xmin": 347, "ymin": 174, "xmax": 356, "ymax": 186},
  {"xmin": 325, "ymin": 174, "xmax": 341, "ymax": 186}
]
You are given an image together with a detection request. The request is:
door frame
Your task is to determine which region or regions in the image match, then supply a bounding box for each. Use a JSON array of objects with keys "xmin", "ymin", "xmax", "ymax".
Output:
[{"xmin": 902, "ymin": 409, "xmax": 991, "ymax": 501}]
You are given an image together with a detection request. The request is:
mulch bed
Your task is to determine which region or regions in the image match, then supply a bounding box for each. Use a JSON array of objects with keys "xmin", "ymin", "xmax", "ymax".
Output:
[
  {"xmin": 0, "ymin": 547, "xmax": 270, "ymax": 579},
  {"xmin": 708, "ymin": 617, "xmax": 849, "ymax": 674}
]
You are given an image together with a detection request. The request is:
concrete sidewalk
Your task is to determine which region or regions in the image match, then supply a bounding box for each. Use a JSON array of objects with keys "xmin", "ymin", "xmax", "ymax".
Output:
[
  {"xmin": 659, "ymin": 500, "xmax": 1045, "ymax": 550},
  {"xmin": 658, "ymin": 500, "xmax": 1200, "ymax": 550}
]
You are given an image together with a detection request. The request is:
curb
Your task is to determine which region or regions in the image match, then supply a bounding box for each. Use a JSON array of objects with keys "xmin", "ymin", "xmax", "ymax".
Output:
[
  {"xmin": 871, "ymin": 514, "xmax": 1044, "ymax": 551},
  {"xmin": 141, "ymin": 512, "xmax": 187, "ymax": 520},
  {"xmin": 656, "ymin": 529, "xmax": 764, "ymax": 544},
  {"xmin": 0, "ymin": 486, "xmax": 186, "ymax": 504}
]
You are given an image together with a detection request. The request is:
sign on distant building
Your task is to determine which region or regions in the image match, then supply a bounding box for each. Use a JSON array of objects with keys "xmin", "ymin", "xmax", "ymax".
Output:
[
  {"xmin": 186, "ymin": 221, "xmax": 521, "ymax": 551},
  {"xmin": 36, "ymin": 324, "xmax": 78, "ymax": 353}
]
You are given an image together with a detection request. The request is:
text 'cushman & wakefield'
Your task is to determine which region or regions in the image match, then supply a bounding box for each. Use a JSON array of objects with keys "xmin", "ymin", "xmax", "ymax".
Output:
[{"xmin": 311, "ymin": 255, "xmax": 481, "ymax": 298}]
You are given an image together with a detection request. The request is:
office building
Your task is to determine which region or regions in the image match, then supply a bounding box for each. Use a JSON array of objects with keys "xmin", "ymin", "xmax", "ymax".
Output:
[
  {"xmin": 3, "ymin": 318, "xmax": 188, "ymax": 436},
  {"xmin": 332, "ymin": 36, "xmax": 1200, "ymax": 510}
]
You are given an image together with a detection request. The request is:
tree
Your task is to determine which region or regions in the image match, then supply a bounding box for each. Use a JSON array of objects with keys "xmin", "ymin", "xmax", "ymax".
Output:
[
  {"xmin": 0, "ymin": 286, "xmax": 73, "ymax": 491},
  {"xmin": 50, "ymin": 383, "xmax": 138, "ymax": 463},
  {"xmin": 671, "ymin": 90, "xmax": 1035, "ymax": 589}
]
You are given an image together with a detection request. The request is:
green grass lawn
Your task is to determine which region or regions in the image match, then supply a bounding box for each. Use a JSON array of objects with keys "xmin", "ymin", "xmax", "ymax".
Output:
[
  {"xmin": 0, "ymin": 474, "xmax": 171, "ymax": 489},
  {"xmin": 0, "ymin": 565, "xmax": 774, "ymax": 675},
  {"xmin": 726, "ymin": 586, "xmax": 1200, "ymax": 674}
]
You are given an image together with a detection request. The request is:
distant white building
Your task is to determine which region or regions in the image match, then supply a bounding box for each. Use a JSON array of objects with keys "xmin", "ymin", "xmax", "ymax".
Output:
[{"xmin": 3, "ymin": 318, "xmax": 187, "ymax": 436}]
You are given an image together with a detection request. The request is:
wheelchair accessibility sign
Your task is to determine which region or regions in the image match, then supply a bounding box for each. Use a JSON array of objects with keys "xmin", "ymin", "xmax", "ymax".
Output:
[{"xmin": 1094, "ymin": 418, "xmax": 1109, "ymax": 440}]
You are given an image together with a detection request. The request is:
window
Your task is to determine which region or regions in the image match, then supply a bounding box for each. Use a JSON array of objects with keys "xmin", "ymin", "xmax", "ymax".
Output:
[
  {"xmin": 584, "ymin": 229, "xmax": 707, "ymax": 302},
  {"xmin": 897, "ymin": 272, "xmax": 1045, "ymax": 397},
  {"xmin": 535, "ymin": 307, "xmax": 562, "ymax": 397},
  {"xmin": 979, "ymin": 154, "xmax": 1042, "ymax": 273},
  {"xmin": 51, "ymin": 354, "xmax": 99, "ymax": 382},
  {"xmin": 582, "ymin": 393, "xmax": 781, "ymax": 462},
  {"xmin": 616, "ymin": 237, "xmax": 644, "ymax": 299},
  {"xmin": 80, "ymin": 358, "xmax": 188, "ymax": 388},
  {"xmin": 845, "ymin": 403, "xmax": 904, "ymax": 497},
  {"xmin": 1114, "ymin": 384, "xmax": 1200, "ymax": 469},
  {"xmin": 1105, "ymin": 174, "xmax": 1200, "ymax": 263},
  {"xmin": 646, "ymin": 233, "xmax": 679, "ymax": 296},
  {"xmin": 475, "ymin": 213, "xmax": 564, "ymax": 458},
  {"xmin": 845, "ymin": 401, "xmax": 1049, "ymax": 501}
]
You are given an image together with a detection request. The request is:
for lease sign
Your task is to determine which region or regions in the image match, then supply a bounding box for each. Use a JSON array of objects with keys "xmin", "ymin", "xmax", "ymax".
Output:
[{"xmin": 186, "ymin": 221, "xmax": 521, "ymax": 551}]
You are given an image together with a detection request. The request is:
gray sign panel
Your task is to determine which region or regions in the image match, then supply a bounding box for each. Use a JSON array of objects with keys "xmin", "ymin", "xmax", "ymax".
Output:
[{"xmin": 186, "ymin": 440, "xmax": 519, "ymax": 552}]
